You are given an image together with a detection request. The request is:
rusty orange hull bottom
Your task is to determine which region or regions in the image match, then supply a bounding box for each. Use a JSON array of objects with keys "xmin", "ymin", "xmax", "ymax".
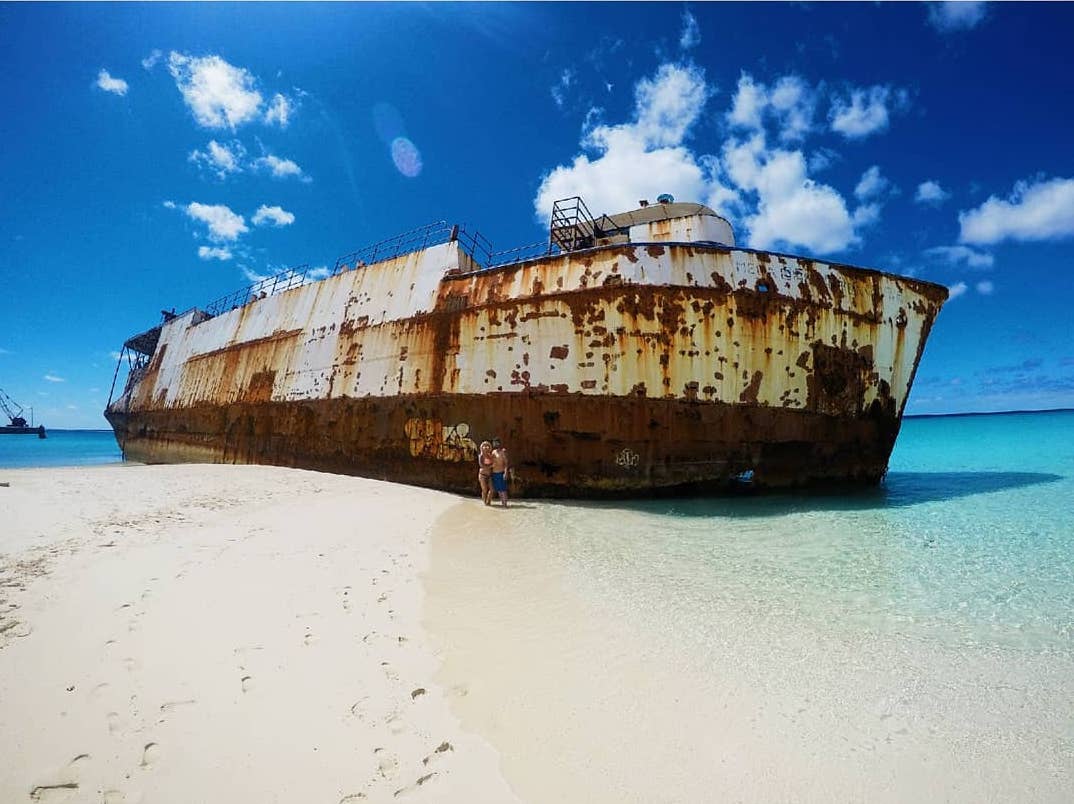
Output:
[{"xmin": 105, "ymin": 394, "xmax": 902, "ymax": 498}]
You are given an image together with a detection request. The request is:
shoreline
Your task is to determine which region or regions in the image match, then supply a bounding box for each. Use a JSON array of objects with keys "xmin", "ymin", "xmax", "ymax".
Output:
[{"xmin": 0, "ymin": 464, "xmax": 518, "ymax": 803}]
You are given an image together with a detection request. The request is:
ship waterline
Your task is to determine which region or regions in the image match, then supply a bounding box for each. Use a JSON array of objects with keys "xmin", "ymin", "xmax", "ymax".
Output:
[{"xmin": 106, "ymin": 202, "xmax": 947, "ymax": 495}]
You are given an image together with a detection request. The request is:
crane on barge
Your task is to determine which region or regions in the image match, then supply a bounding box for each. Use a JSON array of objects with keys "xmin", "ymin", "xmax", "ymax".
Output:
[{"xmin": 0, "ymin": 388, "xmax": 46, "ymax": 437}]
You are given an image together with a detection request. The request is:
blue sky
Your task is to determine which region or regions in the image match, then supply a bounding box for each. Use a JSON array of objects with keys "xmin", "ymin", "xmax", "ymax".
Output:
[{"xmin": 1, "ymin": 2, "xmax": 1073, "ymax": 428}]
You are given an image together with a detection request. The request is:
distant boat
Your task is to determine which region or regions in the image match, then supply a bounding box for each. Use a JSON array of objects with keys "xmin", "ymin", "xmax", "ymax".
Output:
[{"xmin": 0, "ymin": 388, "xmax": 46, "ymax": 437}]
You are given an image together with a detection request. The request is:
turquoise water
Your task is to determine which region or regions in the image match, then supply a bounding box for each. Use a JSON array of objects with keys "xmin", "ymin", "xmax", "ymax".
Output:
[
  {"xmin": 533, "ymin": 410, "xmax": 1074, "ymax": 651},
  {"xmin": 0, "ymin": 429, "xmax": 122, "ymax": 469}
]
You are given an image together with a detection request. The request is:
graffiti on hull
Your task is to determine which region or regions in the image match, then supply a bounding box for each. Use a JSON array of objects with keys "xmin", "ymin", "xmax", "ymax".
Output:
[{"xmin": 404, "ymin": 418, "xmax": 479, "ymax": 462}]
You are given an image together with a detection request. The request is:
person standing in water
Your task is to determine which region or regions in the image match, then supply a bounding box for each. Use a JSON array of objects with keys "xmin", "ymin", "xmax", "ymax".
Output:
[
  {"xmin": 490, "ymin": 437, "xmax": 510, "ymax": 508},
  {"xmin": 477, "ymin": 440, "xmax": 494, "ymax": 505}
]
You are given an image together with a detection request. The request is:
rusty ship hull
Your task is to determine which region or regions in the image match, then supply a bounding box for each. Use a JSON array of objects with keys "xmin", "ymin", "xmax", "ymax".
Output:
[{"xmin": 106, "ymin": 203, "xmax": 947, "ymax": 498}]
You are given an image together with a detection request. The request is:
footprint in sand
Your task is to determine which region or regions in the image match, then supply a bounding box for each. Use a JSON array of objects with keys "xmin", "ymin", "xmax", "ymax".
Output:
[
  {"xmin": 102, "ymin": 790, "xmax": 126, "ymax": 804},
  {"xmin": 140, "ymin": 742, "xmax": 160, "ymax": 769},
  {"xmin": 303, "ymin": 631, "xmax": 317, "ymax": 646},
  {"xmin": 7, "ymin": 621, "xmax": 32, "ymax": 638},
  {"xmin": 29, "ymin": 783, "xmax": 79, "ymax": 802},
  {"xmin": 349, "ymin": 697, "xmax": 369, "ymax": 718},
  {"xmin": 89, "ymin": 682, "xmax": 110, "ymax": 701},
  {"xmin": 422, "ymin": 742, "xmax": 454, "ymax": 769},
  {"xmin": 29, "ymin": 754, "xmax": 91, "ymax": 802},
  {"xmin": 159, "ymin": 699, "xmax": 196, "ymax": 721},
  {"xmin": 380, "ymin": 662, "xmax": 398, "ymax": 681},
  {"xmin": 375, "ymin": 749, "xmax": 400, "ymax": 780},
  {"xmin": 123, "ymin": 657, "xmax": 138, "ymax": 673},
  {"xmin": 241, "ymin": 676, "xmax": 253, "ymax": 693},
  {"xmin": 393, "ymin": 773, "xmax": 437, "ymax": 799},
  {"xmin": 107, "ymin": 711, "xmax": 125, "ymax": 736},
  {"xmin": 385, "ymin": 711, "xmax": 406, "ymax": 736}
]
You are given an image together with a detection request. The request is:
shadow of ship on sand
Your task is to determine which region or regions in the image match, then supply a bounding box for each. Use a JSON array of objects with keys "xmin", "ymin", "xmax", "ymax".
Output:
[{"xmin": 608, "ymin": 471, "xmax": 1065, "ymax": 518}]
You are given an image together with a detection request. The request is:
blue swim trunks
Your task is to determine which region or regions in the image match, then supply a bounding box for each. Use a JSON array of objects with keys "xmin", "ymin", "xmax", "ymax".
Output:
[{"xmin": 491, "ymin": 472, "xmax": 507, "ymax": 493}]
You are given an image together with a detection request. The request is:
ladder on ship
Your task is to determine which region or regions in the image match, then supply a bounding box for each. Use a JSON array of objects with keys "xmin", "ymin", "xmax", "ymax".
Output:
[{"xmin": 549, "ymin": 196, "xmax": 599, "ymax": 253}]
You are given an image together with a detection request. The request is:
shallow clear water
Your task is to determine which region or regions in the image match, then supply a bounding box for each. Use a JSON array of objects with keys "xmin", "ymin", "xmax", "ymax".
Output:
[
  {"xmin": 426, "ymin": 410, "xmax": 1074, "ymax": 802},
  {"xmin": 533, "ymin": 411, "xmax": 1074, "ymax": 651},
  {"xmin": 0, "ymin": 429, "xmax": 122, "ymax": 469}
]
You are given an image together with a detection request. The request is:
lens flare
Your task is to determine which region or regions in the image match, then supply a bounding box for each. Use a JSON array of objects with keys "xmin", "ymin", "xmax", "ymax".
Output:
[{"xmin": 390, "ymin": 137, "xmax": 423, "ymax": 178}]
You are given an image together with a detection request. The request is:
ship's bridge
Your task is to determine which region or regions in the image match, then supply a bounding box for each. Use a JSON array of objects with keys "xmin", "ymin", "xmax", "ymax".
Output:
[{"xmin": 549, "ymin": 195, "xmax": 735, "ymax": 254}]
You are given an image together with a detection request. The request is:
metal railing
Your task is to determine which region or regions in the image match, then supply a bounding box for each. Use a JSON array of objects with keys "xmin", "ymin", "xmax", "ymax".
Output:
[
  {"xmin": 487, "ymin": 240, "xmax": 561, "ymax": 268},
  {"xmin": 195, "ymin": 211, "xmax": 585, "ymax": 323},
  {"xmin": 333, "ymin": 221, "xmax": 493, "ymax": 273},
  {"xmin": 203, "ymin": 264, "xmax": 312, "ymax": 317}
]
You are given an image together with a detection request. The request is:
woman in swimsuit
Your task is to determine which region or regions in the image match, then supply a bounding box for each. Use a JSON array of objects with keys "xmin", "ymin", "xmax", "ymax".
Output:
[{"xmin": 477, "ymin": 440, "xmax": 494, "ymax": 506}]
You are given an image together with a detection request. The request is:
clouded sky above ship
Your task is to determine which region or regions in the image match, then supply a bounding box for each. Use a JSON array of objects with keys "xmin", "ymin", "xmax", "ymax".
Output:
[{"xmin": 1, "ymin": 2, "xmax": 1072, "ymax": 426}]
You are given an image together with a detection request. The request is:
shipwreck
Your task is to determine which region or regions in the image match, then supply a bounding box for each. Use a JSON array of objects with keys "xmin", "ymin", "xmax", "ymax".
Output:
[{"xmin": 105, "ymin": 196, "xmax": 947, "ymax": 496}]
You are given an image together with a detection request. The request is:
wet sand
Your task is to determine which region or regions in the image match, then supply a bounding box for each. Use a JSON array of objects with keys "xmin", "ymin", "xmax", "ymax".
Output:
[{"xmin": 0, "ymin": 464, "xmax": 517, "ymax": 804}]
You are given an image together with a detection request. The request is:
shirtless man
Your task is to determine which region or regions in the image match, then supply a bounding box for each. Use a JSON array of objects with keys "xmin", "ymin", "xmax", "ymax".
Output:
[{"xmin": 490, "ymin": 437, "xmax": 510, "ymax": 508}]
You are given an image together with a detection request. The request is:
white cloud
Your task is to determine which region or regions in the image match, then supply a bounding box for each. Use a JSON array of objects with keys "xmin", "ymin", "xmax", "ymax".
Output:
[
  {"xmin": 241, "ymin": 266, "xmax": 271, "ymax": 284},
  {"xmin": 959, "ymin": 176, "xmax": 1074, "ymax": 245},
  {"xmin": 727, "ymin": 74, "xmax": 766, "ymax": 131},
  {"xmin": 829, "ymin": 86, "xmax": 895, "ymax": 139},
  {"xmin": 551, "ymin": 69, "xmax": 575, "ymax": 109},
  {"xmin": 198, "ymin": 245, "xmax": 234, "ymax": 261},
  {"xmin": 535, "ymin": 63, "xmax": 889, "ymax": 257},
  {"xmin": 852, "ymin": 203, "xmax": 881, "ymax": 228},
  {"xmin": 976, "ymin": 280, "xmax": 994, "ymax": 295},
  {"xmin": 854, "ymin": 165, "xmax": 888, "ymax": 201},
  {"xmin": 915, "ymin": 180, "xmax": 950, "ymax": 205},
  {"xmin": 679, "ymin": 9, "xmax": 700, "ymax": 50},
  {"xmin": 808, "ymin": 148, "xmax": 839, "ymax": 173},
  {"xmin": 96, "ymin": 69, "xmax": 129, "ymax": 96},
  {"xmin": 948, "ymin": 281, "xmax": 968, "ymax": 300},
  {"xmin": 44, "ymin": 374, "xmax": 66, "ymax": 383},
  {"xmin": 253, "ymin": 154, "xmax": 307, "ymax": 181},
  {"xmin": 927, "ymin": 2, "xmax": 987, "ymax": 32},
  {"xmin": 142, "ymin": 49, "xmax": 163, "ymax": 70},
  {"xmin": 251, "ymin": 205, "xmax": 295, "ymax": 227},
  {"xmin": 632, "ymin": 63, "xmax": 710, "ymax": 147},
  {"xmin": 264, "ymin": 93, "xmax": 294, "ymax": 127},
  {"xmin": 185, "ymin": 202, "xmax": 248, "ymax": 242},
  {"xmin": 535, "ymin": 63, "xmax": 734, "ymax": 222},
  {"xmin": 167, "ymin": 52, "xmax": 263, "ymax": 130},
  {"xmin": 723, "ymin": 134, "xmax": 861, "ymax": 254},
  {"xmin": 162, "ymin": 200, "xmax": 177, "ymax": 209},
  {"xmin": 727, "ymin": 73, "xmax": 816, "ymax": 142},
  {"xmin": 925, "ymin": 245, "xmax": 994, "ymax": 269},
  {"xmin": 189, "ymin": 139, "xmax": 246, "ymax": 178}
]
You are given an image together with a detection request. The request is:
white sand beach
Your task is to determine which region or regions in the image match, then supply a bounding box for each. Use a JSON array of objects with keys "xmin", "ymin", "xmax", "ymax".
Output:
[
  {"xmin": 0, "ymin": 464, "xmax": 518, "ymax": 804},
  {"xmin": 5, "ymin": 462, "xmax": 1072, "ymax": 804}
]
